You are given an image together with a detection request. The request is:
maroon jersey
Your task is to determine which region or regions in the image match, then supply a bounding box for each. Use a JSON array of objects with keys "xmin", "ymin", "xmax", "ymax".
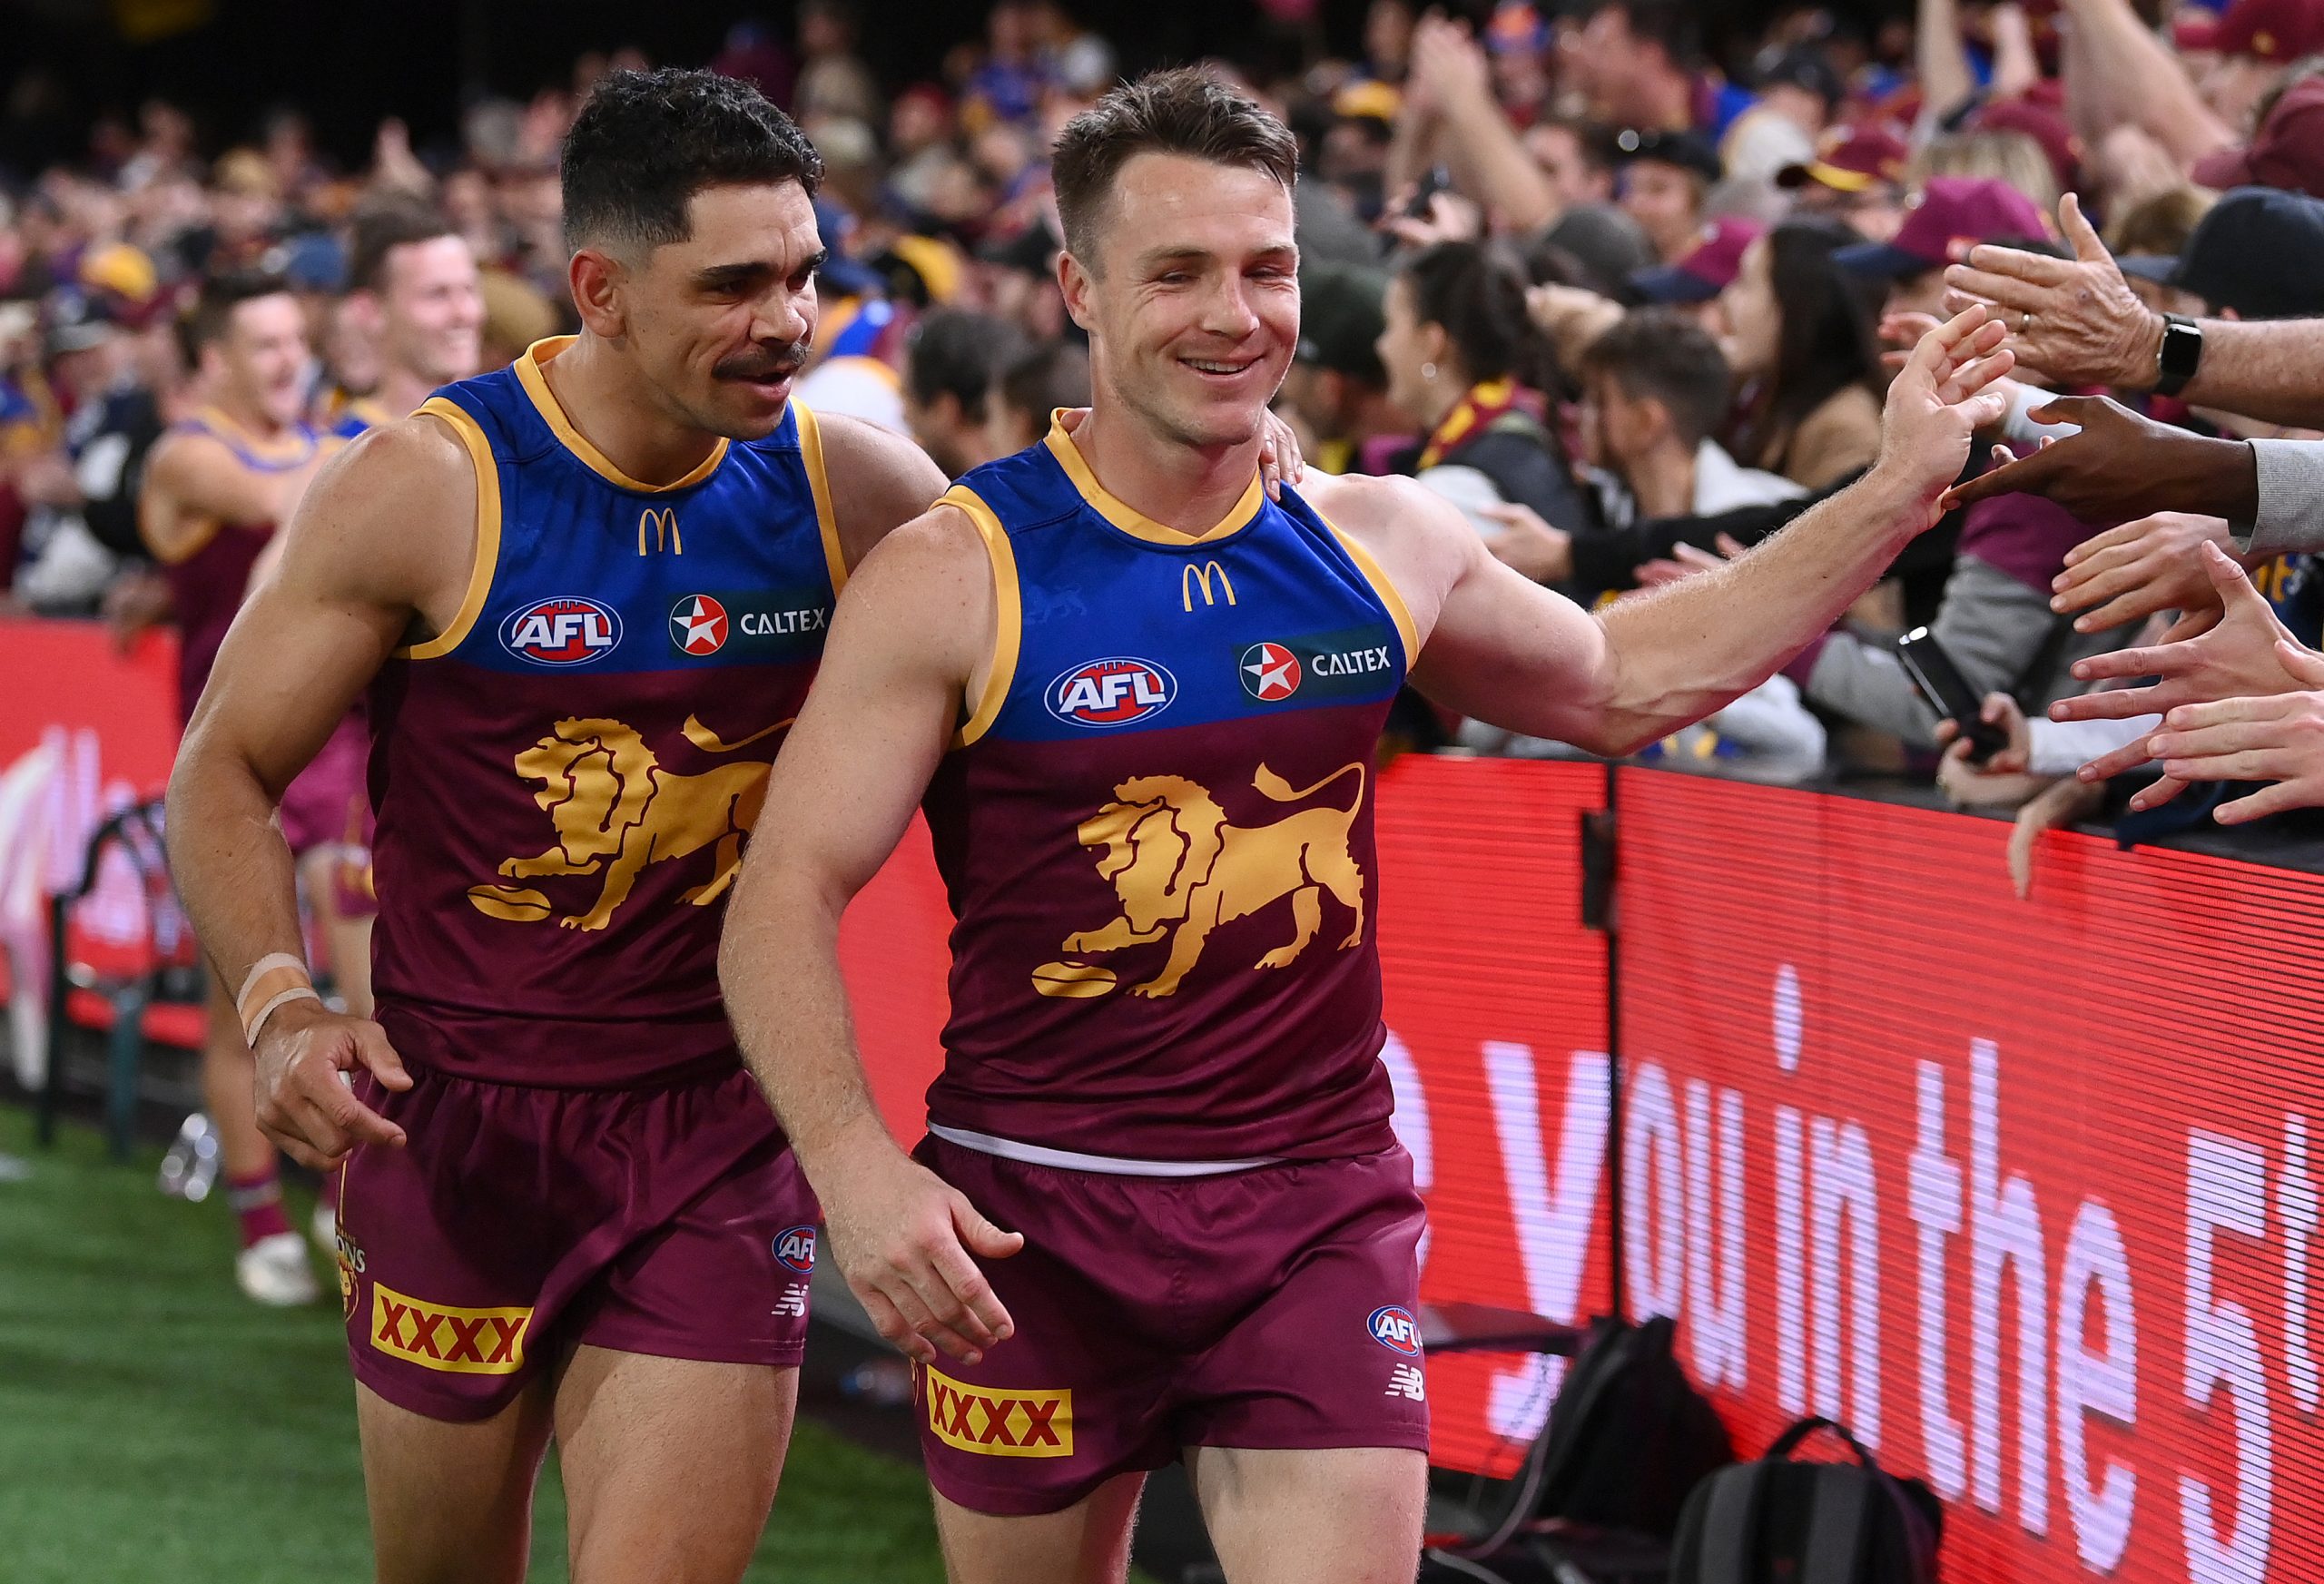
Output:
[
  {"xmin": 367, "ymin": 341, "xmax": 845, "ymax": 1087},
  {"xmin": 151, "ymin": 407, "xmax": 322, "ymax": 723},
  {"xmin": 922, "ymin": 423, "xmax": 1417, "ymax": 1161}
]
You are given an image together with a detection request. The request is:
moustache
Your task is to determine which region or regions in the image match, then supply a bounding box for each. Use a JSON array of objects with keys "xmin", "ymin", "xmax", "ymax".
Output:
[{"xmin": 714, "ymin": 343, "xmax": 811, "ymax": 382}]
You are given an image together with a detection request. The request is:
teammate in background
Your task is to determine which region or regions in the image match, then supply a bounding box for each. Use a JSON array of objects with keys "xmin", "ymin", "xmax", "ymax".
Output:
[
  {"xmin": 325, "ymin": 202, "xmax": 487, "ymax": 436},
  {"xmin": 141, "ymin": 270, "xmax": 343, "ymax": 1306},
  {"xmin": 719, "ymin": 69, "xmax": 2014, "ymax": 1583},
  {"xmin": 165, "ymin": 71, "xmax": 945, "ymax": 1582}
]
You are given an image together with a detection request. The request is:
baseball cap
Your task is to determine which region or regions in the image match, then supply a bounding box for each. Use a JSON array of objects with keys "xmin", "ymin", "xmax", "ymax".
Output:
[
  {"xmin": 1833, "ymin": 176, "xmax": 2053, "ymax": 279},
  {"xmin": 43, "ymin": 290, "xmax": 120, "ymax": 359},
  {"xmin": 1629, "ymin": 217, "xmax": 1764, "ymax": 303},
  {"xmin": 2117, "ymin": 184, "xmax": 2324, "ymax": 319},
  {"xmin": 2184, "ymin": 0, "xmax": 2324, "ymax": 59},
  {"xmin": 2193, "ymin": 73, "xmax": 2324, "ymax": 194},
  {"xmin": 1295, "ymin": 262, "xmax": 1389, "ymax": 383},
  {"xmin": 1970, "ymin": 95, "xmax": 2082, "ymax": 192},
  {"xmin": 1614, "ymin": 128, "xmax": 1723, "ymax": 185},
  {"xmin": 1777, "ymin": 125, "xmax": 1909, "ymax": 193}
]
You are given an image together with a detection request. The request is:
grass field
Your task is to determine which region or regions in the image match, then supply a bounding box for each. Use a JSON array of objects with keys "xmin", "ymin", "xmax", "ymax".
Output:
[{"xmin": 0, "ymin": 1104, "xmax": 949, "ymax": 1584}]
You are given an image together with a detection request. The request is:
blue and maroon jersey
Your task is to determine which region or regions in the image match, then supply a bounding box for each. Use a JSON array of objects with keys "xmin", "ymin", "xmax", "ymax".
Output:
[
  {"xmin": 922, "ymin": 417, "xmax": 1417, "ymax": 1161},
  {"xmin": 368, "ymin": 336, "xmax": 845, "ymax": 1087},
  {"xmin": 151, "ymin": 407, "xmax": 325, "ymax": 723}
]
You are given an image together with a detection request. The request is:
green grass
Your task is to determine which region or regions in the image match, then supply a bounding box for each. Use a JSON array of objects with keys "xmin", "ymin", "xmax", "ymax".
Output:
[{"xmin": 0, "ymin": 1105, "xmax": 948, "ymax": 1583}]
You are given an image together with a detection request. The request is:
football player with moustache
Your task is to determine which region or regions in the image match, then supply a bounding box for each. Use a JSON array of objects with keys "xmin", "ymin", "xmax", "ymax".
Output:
[
  {"xmin": 164, "ymin": 71, "xmax": 950, "ymax": 1584},
  {"xmin": 719, "ymin": 69, "xmax": 2018, "ymax": 1584}
]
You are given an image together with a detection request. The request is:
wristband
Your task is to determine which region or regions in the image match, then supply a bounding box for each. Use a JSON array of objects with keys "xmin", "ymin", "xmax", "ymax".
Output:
[
  {"xmin": 237, "ymin": 952, "xmax": 318, "ymax": 1045},
  {"xmin": 243, "ymin": 986, "xmax": 323, "ymax": 1048}
]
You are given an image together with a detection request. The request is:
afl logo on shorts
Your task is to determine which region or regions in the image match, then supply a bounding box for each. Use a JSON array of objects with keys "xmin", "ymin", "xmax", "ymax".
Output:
[
  {"xmin": 772, "ymin": 1225, "xmax": 818, "ymax": 1274},
  {"xmin": 670, "ymin": 594, "xmax": 729, "ymax": 655},
  {"xmin": 1238, "ymin": 642, "xmax": 1303, "ymax": 702},
  {"xmin": 1367, "ymin": 1304, "xmax": 1423, "ymax": 1354},
  {"xmin": 501, "ymin": 596, "xmax": 622, "ymax": 666},
  {"xmin": 1047, "ymin": 657, "xmax": 1176, "ymax": 728}
]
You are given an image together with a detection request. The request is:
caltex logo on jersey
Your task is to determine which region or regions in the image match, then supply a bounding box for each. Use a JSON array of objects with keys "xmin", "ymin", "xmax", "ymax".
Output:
[
  {"xmin": 772, "ymin": 1225, "xmax": 817, "ymax": 1274},
  {"xmin": 1239, "ymin": 641, "xmax": 1303, "ymax": 702},
  {"xmin": 1047, "ymin": 657, "xmax": 1177, "ymax": 728},
  {"xmin": 501, "ymin": 596, "xmax": 622, "ymax": 666},
  {"xmin": 1367, "ymin": 1304, "xmax": 1423, "ymax": 1354},
  {"xmin": 671, "ymin": 595, "xmax": 729, "ymax": 655}
]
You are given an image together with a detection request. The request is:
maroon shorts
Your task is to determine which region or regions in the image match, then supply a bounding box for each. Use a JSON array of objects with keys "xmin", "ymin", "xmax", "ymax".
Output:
[
  {"xmin": 911, "ymin": 1136, "xmax": 1429, "ymax": 1517},
  {"xmin": 338, "ymin": 1060, "xmax": 818, "ymax": 1422}
]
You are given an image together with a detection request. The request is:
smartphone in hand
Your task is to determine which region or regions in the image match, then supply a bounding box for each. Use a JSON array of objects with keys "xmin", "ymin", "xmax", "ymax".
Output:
[{"xmin": 1897, "ymin": 626, "xmax": 2011, "ymax": 765}]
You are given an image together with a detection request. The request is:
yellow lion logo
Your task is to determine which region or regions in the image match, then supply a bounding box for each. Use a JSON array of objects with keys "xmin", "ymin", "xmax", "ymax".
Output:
[
  {"xmin": 1034, "ymin": 762, "xmax": 1368, "ymax": 999},
  {"xmin": 467, "ymin": 713, "xmax": 787, "ymax": 931}
]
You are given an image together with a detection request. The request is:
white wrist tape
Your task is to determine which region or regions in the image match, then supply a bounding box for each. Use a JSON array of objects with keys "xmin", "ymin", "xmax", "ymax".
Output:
[{"xmin": 243, "ymin": 986, "xmax": 324, "ymax": 1048}]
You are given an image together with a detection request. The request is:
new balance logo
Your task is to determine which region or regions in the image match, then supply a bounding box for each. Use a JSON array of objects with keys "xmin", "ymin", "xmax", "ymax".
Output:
[
  {"xmin": 1386, "ymin": 1363, "xmax": 1427, "ymax": 1402},
  {"xmin": 773, "ymin": 1283, "xmax": 810, "ymax": 1319},
  {"xmin": 924, "ymin": 1365, "xmax": 1074, "ymax": 1458},
  {"xmin": 370, "ymin": 1284, "xmax": 530, "ymax": 1375}
]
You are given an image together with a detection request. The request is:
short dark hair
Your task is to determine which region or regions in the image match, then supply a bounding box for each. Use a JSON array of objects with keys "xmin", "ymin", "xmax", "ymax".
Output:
[
  {"xmin": 347, "ymin": 202, "xmax": 459, "ymax": 295},
  {"xmin": 1399, "ymin": 240, "xmax": 1561, "ymax": 394},
  {"xmin": 561, "ymin": 68, "xmax": 824, "ymax": 255},
  {"xmin": 998, "ymin": 340, "xmax": 1092, "ymax": 427},
  {"xmin": 1591, "ymin": 0, "xmax": 1702, "ymax": 65},
  {"xmin": 1580, "ymin": 308, "xmax": 1731, "ymax": 448},
  {"xmin": 905, "ymin": 309, "xmax": 1026, "ymax": 423},
  {"xmin": 181, "ymin": 269, "xmax": 294, "ymax": 362},
  {"xmin": 1051, "ymin": 67, "xmax": 1299, "ymax": 266}
]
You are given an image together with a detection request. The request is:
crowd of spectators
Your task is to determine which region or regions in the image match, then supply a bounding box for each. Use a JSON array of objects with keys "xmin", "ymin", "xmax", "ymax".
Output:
[{"xmin": 15, "ymin": 0, "xmax": 2324, "ymax": 886}]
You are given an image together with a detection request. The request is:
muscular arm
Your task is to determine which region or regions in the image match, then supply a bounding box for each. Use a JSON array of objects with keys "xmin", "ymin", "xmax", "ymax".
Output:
[
  {"xmin": 139, "ymin": 431, "xmax": 329, "ymax": 560},
  {"xmin": 813, "ymin": 410, "xmax": 950, "ymax": 571},
  {"xmin": 163, "ymin": 417, "xmax": 473, "ymax": 1165},
  {"xmin": 718, "ymin": 507, "xmax": 1020, "ymax": 1365}
]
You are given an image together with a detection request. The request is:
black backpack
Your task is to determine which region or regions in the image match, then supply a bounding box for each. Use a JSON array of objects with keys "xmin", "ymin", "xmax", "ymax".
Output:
[
  {"xmin": 1531, "ymin": 1314, "xmax": 1737, "ymax": 1538},
  {"xmin": 1669, "ymin": 1416, "xmax": 1944, "ymax": 1584}
]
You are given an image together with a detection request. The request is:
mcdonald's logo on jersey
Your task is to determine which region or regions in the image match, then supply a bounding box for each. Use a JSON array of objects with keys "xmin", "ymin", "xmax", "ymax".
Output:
[
  {"xmin": 638, "ymin": 507, "xmax": 683, "ymax": 556},
  {"xmin": 1181, "ymin": 560, "xmax": 1236, "ymax": 612}
]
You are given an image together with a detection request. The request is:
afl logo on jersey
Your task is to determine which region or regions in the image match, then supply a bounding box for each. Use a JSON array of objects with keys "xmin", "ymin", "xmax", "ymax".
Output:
[
  {"xmin": 1238, "ymin": 642, "xmax": 1303, "ymax": 702},
  {"xmin": 1367, "ymin": 1305, "xmax": 1423, "ymax": 1354},
  {"xmin": 1047, "ymin": 657, "xmax": 1177, "ymax": 728},
  {"xmin": 670, "ymin": 594, "xmax": 729, "ymax": 655},
  {"xmin": 501, "ymin": 596, "xmax": 623, "ymax": 666},
  {"xmin": 772, "ymin": 1225, "xmax": 817, "ymax": 1274}
]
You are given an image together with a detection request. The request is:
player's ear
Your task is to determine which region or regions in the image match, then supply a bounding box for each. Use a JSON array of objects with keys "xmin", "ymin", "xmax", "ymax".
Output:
[
  {"xmin": 568, "ymin": 246, "xmax": 628, "ymax": 339},
  {"xmin": 1058, "ymin": 249, "xmax": 1098, "ymax": 337}
]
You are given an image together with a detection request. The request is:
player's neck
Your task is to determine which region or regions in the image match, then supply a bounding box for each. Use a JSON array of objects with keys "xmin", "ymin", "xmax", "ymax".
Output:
[
  {"xmin": 376, "ymin": 363, "xmax": 436, "ymax": 422},
  {"xmin": 1069, "ymin": 403, "xmax": 1261, "ymax": 539},
  {"xmin": 207, "ymin": 390, "xmax": 287, "ymax": 442},
  {"xmin": 540, "ymin": 335, "xmax": 723, "ymax": 488}
]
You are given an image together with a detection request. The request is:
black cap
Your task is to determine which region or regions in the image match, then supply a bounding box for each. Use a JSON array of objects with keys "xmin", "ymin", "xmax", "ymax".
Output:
[
  {"xmin": 2142, "ymin": 185, "xmax": 2324, "ymax": 320},
  {"xmin": 43, "ymin": 290, "xmax": 120, "ymax": 359},
  {"xmin": 1756, "ymin": 47, "xmax": 1845, "ymax": 108},
  {"xmin": 1295, "ymin": 263, "xmax": 1389, "ymax": 384},
  {"xmin": 1613, "ymin": 128, "xmax": 1721, "ymax": 184}
]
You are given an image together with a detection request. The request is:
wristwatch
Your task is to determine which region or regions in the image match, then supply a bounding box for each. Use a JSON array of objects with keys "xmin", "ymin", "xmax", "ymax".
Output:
[{"xmin": 2155, "ymin": 312, "xmax": 2203, "ymax": 398}]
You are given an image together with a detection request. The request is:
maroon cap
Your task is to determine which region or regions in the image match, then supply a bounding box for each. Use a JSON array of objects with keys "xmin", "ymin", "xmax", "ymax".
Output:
[
  {"xmin": 1970, "ymin": 95, "xmax": 2083, "ymax": 192},
  {"xmin": 1834, "ymin": 175, "xmax": 2055, "ymax": 277},
  {"xmin": 1777, "ymin": 124, "xmax": 1910, "ymax": 192},
  {"xmin": 2208, "ymin": 0, "xmax": 2324, "ymax": 60},
  {"xmin": 1628, "ymin": 217, "xmax": 1765, "ymax": 302},
  {"xmin": 2193, "ymin": 73, "xmax": 2324, "ymax": 194}
]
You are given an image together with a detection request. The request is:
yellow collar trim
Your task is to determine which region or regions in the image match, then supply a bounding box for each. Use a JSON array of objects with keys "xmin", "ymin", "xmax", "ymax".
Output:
[
  {"xmin": 192, "ymin": 405, "xmax": 316, "ymax": 467},
  {"xmin": 514, "ymin": 336, "xmax": 729, "ymax": 493},
  {"xmin": 1041, "ymin": 411, "xmax": 1264, "ymax": 546}
]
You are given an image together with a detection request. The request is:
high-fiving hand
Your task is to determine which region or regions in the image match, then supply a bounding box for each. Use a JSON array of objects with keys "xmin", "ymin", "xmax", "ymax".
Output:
[
  {"xmin": 1942, "ymin": 192, "xmax": 2162, "ymax": 390},
  {"xmin": 2142, "ymin": 642, "xmax": 2324, "ymax": 824},
  {"xmin": 1877, "ymin": 305, "xmax": 2016, "ymax": 522}
]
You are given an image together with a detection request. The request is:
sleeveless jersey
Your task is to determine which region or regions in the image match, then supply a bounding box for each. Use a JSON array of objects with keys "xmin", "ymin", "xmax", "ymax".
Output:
[
  {"xmin": 153, "ymin": 408, "xmax": 323, "ymax": 723},
  {"xmin": 368, "ymin": 336, "xmax": 844, "ymax": 1087},
  {"xmin": 922, "ymin": 417, "xmax": 1416, "ymax": 1162}
]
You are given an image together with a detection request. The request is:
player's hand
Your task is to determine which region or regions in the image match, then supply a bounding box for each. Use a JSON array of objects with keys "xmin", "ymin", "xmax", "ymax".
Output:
[
  {"xmin": 2056, "ymin": 542, "xmax": 2308, "ymax": 740},
  {"xmin": 251, "ymin": 999, "xmax": 412, "ymax": 1171},
  {"xmin": 1875, "ymin": 305, "xmax": 2014, "ymax": 524},
  {"xmin": 2141, "ymin": 643, "xmax": 2324, "ymax": 823},
  {"xmin": 1256, "ymin": 407, "xmax": 1305, "ymax": 501},
  {"xmin": 1479, "ymin": 500, "xmax": 1571, "ymax": 583},
  {"xmin": 1943, "ymin": 192, "xmax": 2161, "ymax": 389},
  {"xmin": 2046, "ymin": 511, "xmax": 2237, "ymax": 635},
  {"xmin": 820, "ymin": 1139, "xmax": 1022, "ymax": 1366}
]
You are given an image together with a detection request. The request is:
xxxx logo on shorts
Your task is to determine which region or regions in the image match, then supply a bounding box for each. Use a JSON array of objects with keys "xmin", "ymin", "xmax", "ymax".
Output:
[
  {"xmin": 370, "ymin": 1282, "xmax": 531, "ymax": 1375},
  {"xmin": 923, "ymin": 1364, "xmax": 1074, "ymax": 1458}
]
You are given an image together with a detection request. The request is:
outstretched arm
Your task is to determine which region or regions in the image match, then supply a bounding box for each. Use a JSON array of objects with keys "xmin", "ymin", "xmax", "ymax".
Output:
[
  {"xmin": 718, "ymin": 507, "xmax": 1023, "ymax": 1369},
  {"xmin": 1410, "ymin": 309, "xmax": 2013, "ymax": 753},
  {"xmin": 164, "ymin": 418, "xmax": 469, "ymax": 1166}
]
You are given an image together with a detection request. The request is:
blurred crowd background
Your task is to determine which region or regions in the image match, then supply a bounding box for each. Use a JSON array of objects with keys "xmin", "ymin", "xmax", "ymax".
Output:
[{"xmin": 11, "ymin": 0, "xmax": 2324, "ymax": 879}]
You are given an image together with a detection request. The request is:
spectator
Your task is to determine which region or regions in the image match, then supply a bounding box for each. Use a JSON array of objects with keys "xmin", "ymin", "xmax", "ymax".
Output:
[
  {"xmin": 1721, "ymin": 218, "xmax": 1886, "ymax": 489},
  {"xmin": 1777, "ymin": 125, "xmax": 1911, "ymax": 241},
  {"xmin": 902, "ymin": 308, "xmax": 1025, "ymax": 478},
  {"xmin": 1834, "ymin": 174, "xmax": 2051, "ymax": 319},
  {"xmin": 1375, "ymin": 240, "xmax": 1600, "ymax": 532},
  {"xmin": 1613, "ymin": 128, "xmax": 1718, "ymax": 261},
  {"xmin": 988, "ymin": 339, "xmax": 1090, "ymax": 458},
  {"xmin": 1578, "ymin": 309, "xmax": 1804, "ymax": 523},
  {"xmin": 1278, "ymin": 263, "xmax": 1403, "ymax": 477}
]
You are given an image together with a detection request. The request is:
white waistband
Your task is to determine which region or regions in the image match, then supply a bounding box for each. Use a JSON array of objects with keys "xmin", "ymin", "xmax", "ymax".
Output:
[{"xmin": 926, "ymin": 1123, "xmax": 1285, "ymax": 1178}]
